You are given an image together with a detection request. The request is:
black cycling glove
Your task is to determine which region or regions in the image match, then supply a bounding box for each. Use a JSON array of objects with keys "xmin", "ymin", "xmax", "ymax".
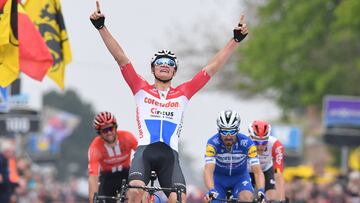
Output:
[
  {"xmin": 91, "ymin": 14, "xmax": 105, "ymax": 30},
  {"xmin": 257, "ymin": 188, "xmax": 266, "ymax": 203},
  {"xmin": 233, "ymin": 23, "xmax": 247, "ymax": 42}
]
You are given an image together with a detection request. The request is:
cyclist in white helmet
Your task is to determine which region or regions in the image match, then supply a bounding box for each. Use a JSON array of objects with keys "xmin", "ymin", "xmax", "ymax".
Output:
[
  {"xmin": 204, "ymin": 110, "xmax": 266, "ymax": 203},
  {"xmin": 90, "ymin": 1, "xmax": 248, "ymax": 202},
  {"xmin": 247, "ymin": 120, "xmax": 286, "ymax": 203}
]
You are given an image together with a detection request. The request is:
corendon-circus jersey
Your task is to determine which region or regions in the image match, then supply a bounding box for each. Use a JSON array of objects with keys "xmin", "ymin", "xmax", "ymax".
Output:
[{"xmin": 120, "ymin": 62, "xmax": 210, "ymax": 151}]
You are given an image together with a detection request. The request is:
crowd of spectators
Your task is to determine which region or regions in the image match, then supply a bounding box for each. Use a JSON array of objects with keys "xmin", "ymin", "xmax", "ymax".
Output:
[
  {"xmin": 1, "ymin": 138, "xmax": 359, "ymax": 203},
  {"xmin": 285, "ymin": 171, "xmax": 360, "ymax": 203},
  {"xmin": 0, "ymin": 139, "xmax": 87, "ymax": 203}
]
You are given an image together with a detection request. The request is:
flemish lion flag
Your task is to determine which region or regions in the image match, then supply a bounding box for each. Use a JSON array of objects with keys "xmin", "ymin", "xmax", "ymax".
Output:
[
  {"xmin": 18, "ymin": 3, "xmax": 54, "ymax": 81},
  {"xmin": 24, "ymin": 0, "xmax": 72, "ymax": 89},
  {"xmin": 0, "ymin": 0, "xmax": 19, "ymax": 88}
]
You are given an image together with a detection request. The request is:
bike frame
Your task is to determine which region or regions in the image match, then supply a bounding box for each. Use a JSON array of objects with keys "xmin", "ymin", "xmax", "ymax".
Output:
[
  {"xmin": 93, "ymin": 192, "xmax": 121, "ymax": 203},
  {"xmin": 119, "ymin": 171, "xmax": 184, "ymax": 203}
]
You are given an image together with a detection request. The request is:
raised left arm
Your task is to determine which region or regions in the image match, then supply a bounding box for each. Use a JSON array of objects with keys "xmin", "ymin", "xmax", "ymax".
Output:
[{"xmin": 203, "ymin": 14, "xmax": 248, "ymax": 76}]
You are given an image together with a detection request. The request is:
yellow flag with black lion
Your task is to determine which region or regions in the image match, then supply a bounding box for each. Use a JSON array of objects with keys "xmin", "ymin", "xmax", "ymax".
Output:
[{"xmin": 24, "ymin": 0, "xmax": 71, "ymax": 89}]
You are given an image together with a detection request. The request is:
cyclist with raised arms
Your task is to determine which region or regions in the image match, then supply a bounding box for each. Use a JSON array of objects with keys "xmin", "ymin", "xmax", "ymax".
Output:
[
  {"xmin": 204, "ymin": 110, "xmax": 266, "ymax": 203},
  {"xmin": 90, "ymin": 1, "xmax": 248, "ymax": 202},
  {"xmin": 248, "ymin": 120, "xmax": 286, "ymax": 203},
  {"xmin": 88, "ymin": 111, "xmax": 138, "ymax": 203}
]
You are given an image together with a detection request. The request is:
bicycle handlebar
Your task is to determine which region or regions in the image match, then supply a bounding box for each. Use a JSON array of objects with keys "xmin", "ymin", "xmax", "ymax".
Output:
[
  {"xmin": 126, "ymin": 185, "xmax": 179, "ymax": 193},
  {"xmin": 93, "ymin": 192, "xmax": 121, "ymax": 203},
  {"xmin": 209, "ymin": 196, "xmax": 276, "ymax": 203},
  {"xmin": 209, "ymin": 194, "xmax": 270, "ymax": 203},
  {"xmin": 209, "ymin": 196, "xmax": 256, "ymax": 203}
]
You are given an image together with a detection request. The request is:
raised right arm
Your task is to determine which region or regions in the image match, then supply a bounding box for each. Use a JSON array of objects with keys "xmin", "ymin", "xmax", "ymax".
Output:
[
  {"xmin": 98, "ymin": 27, "xmax": 129, "ymax": 66},
  {"xmin": 90, "ymin": 1, "xmax": 129, "ymax": 66}
]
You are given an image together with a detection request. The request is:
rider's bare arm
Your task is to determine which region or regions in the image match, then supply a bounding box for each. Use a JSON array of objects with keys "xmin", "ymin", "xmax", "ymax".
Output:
[
  {"xmin": 251, "ymin": 164, "xmax": 265, "ymax": 190},
  {"xmin": 202, "ymin": 39, "xmax": 238, "ymax": 77},
  {"xmin": 89, "ymin": 175, "xmax": 99, "ymax": 203},
  {"xmin": 204, "ymin": 163, "xmax": 216, "ymax": 190},
  {"xmin": 98, "ymin": 27, "xmax": 129, "ymax": 66},
  {"xmin": 272, "ymin": 140, "xmax": 285, "ymax": 200},
  {"xmin": 90, "ymin": 1, "xmax": 129, "ymax": 66},
  {"xmin": 275, "ymin": 172, "xmax": 286, "ymax": 200},
  {"xmin": 203, "ymin": 14, "xmax": 248, "ymax": 76}
]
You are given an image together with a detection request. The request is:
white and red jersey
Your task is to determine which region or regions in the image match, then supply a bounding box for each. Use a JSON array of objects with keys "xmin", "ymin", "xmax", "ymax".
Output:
[
  {"xmin": 88, "ymin": 130, "xmax": 138, "ymax": 176},
  {"xmin": 120, "ymin": 62, "xmax": 210, "ymax": 151},
  {"xmin": 248, "ymin": 136, "xmax": 284, "ymax": 173}
]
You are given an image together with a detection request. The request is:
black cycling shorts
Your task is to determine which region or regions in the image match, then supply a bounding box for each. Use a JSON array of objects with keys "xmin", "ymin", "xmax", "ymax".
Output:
[
  {"xmin": 128, "ymin": 142, "xmax": 186, "ymax": 197},
  {"xmin": 250, "ymin": 166, "xmax": 276, "ymax": 191},
  {"xmin": 99, "ymin": 169, "xmax": 129, "ymax": 198}
]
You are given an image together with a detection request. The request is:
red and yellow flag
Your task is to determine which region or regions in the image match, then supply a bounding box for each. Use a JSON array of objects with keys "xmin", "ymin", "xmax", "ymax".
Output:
[
  {"xmin": 1, "ymin": 0, "xmax": 55, "ymax": 87},
  {"xmin": 24, "ymin": 0, "xmax": 72, "ymax": 89},
  {"xmin": 18, "ymin": 3, "xmax": 54, "ymax": 81},
  {"xmin": 0, "ymin": 0, "xmax": 19, "ymax": 87}
]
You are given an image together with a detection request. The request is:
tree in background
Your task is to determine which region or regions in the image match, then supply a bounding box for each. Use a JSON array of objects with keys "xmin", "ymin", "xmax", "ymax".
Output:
[
  {"xmin": 43, "ymin": 90, "xmax": 95, "ymax": 180},
  {"xmin": 237, "ymin": 0, "xmax": 360, "ymax": 117},
  {"xmin": 166, "ymin": 0, "xmax": 360, "ymax": 169}
]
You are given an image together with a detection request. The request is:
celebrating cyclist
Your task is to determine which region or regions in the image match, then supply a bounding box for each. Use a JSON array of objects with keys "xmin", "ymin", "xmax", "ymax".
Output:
[
  {"xmin": 204, "ymin": 110, "xmax": 266, "ymax": 203},
  {"xmin": 88, "ymin": 111, "xmax": 138, "ymax": 203},
  {"xmin": 248, "ymin": 120, "xmax": 286, "ymax": 203},
  {"xmin": 90, "ymin": 1, "xmax": 248, "ymax": 202}
]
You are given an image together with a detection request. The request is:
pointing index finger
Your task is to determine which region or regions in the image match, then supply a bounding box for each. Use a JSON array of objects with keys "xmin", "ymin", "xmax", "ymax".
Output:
[
  {"xmin": 96, "ymin": 0, "xmax": 101, "ymax": 13},
  {"xmin": 239, "ymin": 14, "xmax": 245, "ymax": 24}
]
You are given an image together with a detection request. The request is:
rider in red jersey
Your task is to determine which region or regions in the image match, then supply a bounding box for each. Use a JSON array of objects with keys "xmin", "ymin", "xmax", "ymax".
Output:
[
  {"xmin": 88, "ymin": 111, "xmax": 138, "ymax": 203},
  {"xmin": 90, "ymin": 1, "xmax": 248, "ymax": 202},
  {"xmin": 248, "ymin": 120, "xmax": 286, "ymax": 203}
]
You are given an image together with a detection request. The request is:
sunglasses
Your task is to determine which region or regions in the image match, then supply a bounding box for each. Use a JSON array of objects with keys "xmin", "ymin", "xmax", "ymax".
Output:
[
  {"xmin": 154, "ymin": 58, "xmax": 176, "ymax": 68},
  {"xmin": 100, "ymin": 126, "xmax": 115, "ymax": 134},
  {"xmin": 253, "ymin": 140, "xmax": 268, "ymax": 146},
  {"xmin": 219, "ymin": 129, "xmax": 238, "ymax": 137}
]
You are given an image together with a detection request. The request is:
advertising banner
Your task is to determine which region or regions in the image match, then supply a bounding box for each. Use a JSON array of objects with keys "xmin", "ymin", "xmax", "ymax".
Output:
[
  {"xmin": 324, "ymin": 96, "xmax": 360, "ymax": 127},
  {"xmin": 271, "ymin": 125, "xmax": 302, "ymax": 154}
]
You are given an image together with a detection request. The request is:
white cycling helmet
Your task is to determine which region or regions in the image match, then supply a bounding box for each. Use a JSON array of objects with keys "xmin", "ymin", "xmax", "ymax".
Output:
[
  {"xmin": 150, "ymin": 49, "xmax": 179, "ymax": 69},
  {"xmin": 216, "ymin": 110, "xmax": 241, "ymax": 130}
]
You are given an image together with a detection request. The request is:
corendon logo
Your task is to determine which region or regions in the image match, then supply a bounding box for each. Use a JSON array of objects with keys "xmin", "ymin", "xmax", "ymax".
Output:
[
  {"xmin": 151, "ymin": 108, "xmax": 174, "ymax": 117},
  {"xmin": 136, "ymin": 107, "xmax": 143, "ymax": 138},
  {"xmin": 144, "ymin": 97, "xmax": 180, "ymax": 108}
]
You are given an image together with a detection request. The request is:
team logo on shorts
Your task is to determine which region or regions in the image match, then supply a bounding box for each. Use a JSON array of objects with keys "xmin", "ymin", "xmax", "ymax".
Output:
[{"xmin": 270, "ymin": 179, "xmax": 275, "ymax": 185}]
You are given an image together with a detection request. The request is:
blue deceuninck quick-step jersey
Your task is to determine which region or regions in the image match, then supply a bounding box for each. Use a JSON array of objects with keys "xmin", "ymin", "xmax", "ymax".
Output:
[{"xmin": 204, "ymin": 133, "xmax": 260, "ymax": 176}]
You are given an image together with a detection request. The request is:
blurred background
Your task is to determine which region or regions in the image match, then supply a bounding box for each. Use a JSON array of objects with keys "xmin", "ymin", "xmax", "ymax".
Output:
[{"xmin": 0, "ymin": 0, "xmax": 359, "ymax": 202}]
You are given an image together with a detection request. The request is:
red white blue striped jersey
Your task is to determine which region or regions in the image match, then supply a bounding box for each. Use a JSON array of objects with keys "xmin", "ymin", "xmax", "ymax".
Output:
[{"xmin": 120, "ymin": 62, "xmax": 211, "ymax": 151}]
